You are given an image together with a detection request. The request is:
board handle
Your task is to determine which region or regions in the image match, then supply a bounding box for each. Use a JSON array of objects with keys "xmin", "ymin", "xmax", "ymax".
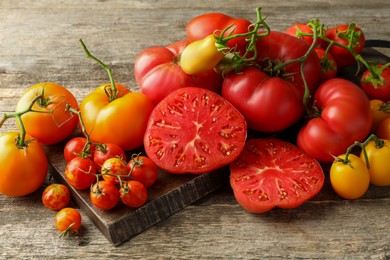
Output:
[{"xmin": 365, "ymin": 39, "xmax": 390, "ymax": 49}]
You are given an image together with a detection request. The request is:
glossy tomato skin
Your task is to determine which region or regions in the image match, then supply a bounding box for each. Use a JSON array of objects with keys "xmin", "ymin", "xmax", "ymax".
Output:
[
  {"xmin": 64, "ymin": 157, "xmax": 97, "ymax": 190},
  {"xmin": 361, "ymin": 65, "xmax": 390, "ymax": 101},
  {"xmin": 0, "ymin": 132, "xmax": 48, "ymax": 197},
  {"xmin": 230, "ymin": 138, "xmax": 324, "ymax": 213},
  {"xmin": 63, "ymin": 137, "xmax": 95, "ymax": 163},
  {"xmin": 361, "ymin": 139, "xmax": 390, "ymax": 186},
  {"xmin": 297, "ymin": 78, "xmax": 372, "ymax": 163},
  {"xmin": 144, "ymin": 87, "xmax": 247, "ymax": 174},
  {"xmin": 90, "ymin": 180, "xmax": 120, "ymax": 210},
  {"xmin": 325, "ymin": 24, "xmax": 365, "ymax": 69},
  {"xmin": 285, "ymin": 23, "xmax": 328, "ymax": 49},
  {"xmin": 222, "ymin": 66, "xmax": 305, "ymax": 132},
  {"xmin": 120, "ymin": 180, "xmax": 148, "ymax": 208},
  {"xmin": 134, "ymin": 40, "xmax": 223, "ymax": 105},
  {"xmin": 93, "ymin": 143, "xmax": 126, "ymax": 172},
  {"xmin": 16, "ymin": 82, "xmax": 79, "ymax": 145},
  {"xmin": 101, "ymin": 157, "xmax": 129, "ymax": 185},
  {"xmin": 128, "ymin": 155, "xmax": 158, "ymax": 188},
  {"xmin": 55, "ymin": 207, "xmax": 82, "ymax": 233},
  {"xmin": 42, "ymin": 183, "xmax": 70, "ymax": 211},
  {"xmin": 79, "ymin": 83, "xmax": 154, "ymax": 151}
]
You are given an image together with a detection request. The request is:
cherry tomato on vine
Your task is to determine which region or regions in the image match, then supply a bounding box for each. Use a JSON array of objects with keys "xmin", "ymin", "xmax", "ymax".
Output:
[
  {"xmin": 314, "ymin": 48, "xmax": 338, "ymax": 83},
  {"xmin": 330, "ymin": 154, "xmax": 370, "ymax": 200},
  {"xmin": 361, "ymin": 65, "xmax": 390, "ymax": 101},
  {"xmin": 55, "ymin": 207, "xmax": 82, "ymax": 237},
  {"xmin": 230, "ymin": 138, "xmax": 324, "ymax": 214},
  {"xmin": 101, "ymin": 157, "xmax": 129, "ymax": 185},
  {"xmin": 128, "ymin": 155, "xmax": 158, "ymax": 188},
  {"xmin": 42, "ymin": 183, "xmax": 70, "ymax": 211},
  {"xmin": 369, "ymin": 99, "xmax": 390, "ymax": 133},
  {"xmin": 90, "ymin": 180, "xmax": 120, "ymax": 210},
  {"xmin": 285, "ymin": 23, "xmax": 328, "ymax": 49},
  {"xmin": 0, "ymin": 132, "xmax": 48, "ymax": 197},
  {"xmin": 64, "ymin": 137, "xmax": 95, "ymax": 162},
  {"xmin": 93, "ymin": 143, "xmax": 126, "ymax": 172},
  {"xmin": 15, "ymin": 82, "xmax": 79, "ymax": 145},
  {"xmin": 64, "ymin": 157, "xmax": 97, "ymax": 190},
  {"xmin": 360, "ymin": 139, "xmax": 390, "ymax": 186},
  {"xmin": 120, "ymin": 180, "xmax": 148, "ymax": 208}
]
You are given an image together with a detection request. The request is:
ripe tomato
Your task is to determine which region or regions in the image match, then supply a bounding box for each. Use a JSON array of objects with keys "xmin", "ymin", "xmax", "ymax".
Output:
[
  {"xmin": 314, "ymin": 48, "xmax": 338, "ymax": 83},
  {"xmin": 42, "ymin": 183, "xmax": 70, "ymax": 211},
  {"xmin": 375, "ymin": 117, "xmax": 390, "ymax": 140},
  {"xmin": 79, "ymin": 83, "xmax": 154, "ymax": 151},
  {"xmin": 186, "ymin": 12, "xmax": 251, "ymax": 54},
  {"xmin": 0, "ymin": 132, "xmax": 48, "ymax": 197},
  {"xmin": 360, "ymin": 139, "xmax": 390, "ymax": 186},
  {"xmin": 64, "ymin": 157, "xmax": 97, "ymax": 190},
  {"xmin": 134, "ymin": 39, "xmax": 223, "ymax": 105},
  {"xmin": 330, "ymin": 154, "xmax": 370, "ymax": 200},
  {"xmin": 15, "ymin": 82, "xmax": 79, "ymax": 145},
  {"xmin": 101, "ymin": 157, "xmax": 129, "ymax": 185},
  {"xmin": 90, "ymin": 180, "xmax": 120, "ymax": 210},
  {"xmin": 361, "ymin": 65, "xmax": 390, "ymax": 101},
  {"xmin": 230, "ymin": 138, "xmax": 324, "ymax": 214},
  {"xmin": 285, "ymin": 23, "xmax": 328, "ymax": 49},
  {"xmin": 144, "ymin": 87, "xmax": 247, "ymax": 174},
  {"xmin": 325, "ymin": 24, "xmax": 365, "ymax": 69},
  {"xmin": 120, "ymin": 180, "xmax": 148, "ymax": 208},
  {"xmin": 54, "ymin": 207, "xmax": 82, "ymax": 236},
  {"xmin": 93, "ymin": 143, "xmax": 126, "ymax": 172},
  {"xmin": 128, "ymin": 155, "xmax": 158, "ymax": 188},
  {"xmin": 369, "ymin": 99, "xmax": 390, "ymax": 133},
  {"xmin": 297, "ymin": 78, "xmax": 372, "ymax": 163},
  {"xmin": 63, "ymin": 137, "xmax": 95, "ymax": 162}
]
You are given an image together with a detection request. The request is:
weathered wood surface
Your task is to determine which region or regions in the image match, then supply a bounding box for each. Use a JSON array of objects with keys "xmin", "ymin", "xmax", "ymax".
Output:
[{"xmin": 1, "ymin": 0, "xmax": 390, "ymax": 258}]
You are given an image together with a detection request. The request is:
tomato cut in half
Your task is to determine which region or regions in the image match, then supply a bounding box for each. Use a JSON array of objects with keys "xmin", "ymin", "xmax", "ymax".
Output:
[
  {"xmin": 230, "ymin": 138, "xmax": 324, "ymax": 213},
  {"xmin": 144, "ymin": 87, "xmax": 247, "ymax": 174}
]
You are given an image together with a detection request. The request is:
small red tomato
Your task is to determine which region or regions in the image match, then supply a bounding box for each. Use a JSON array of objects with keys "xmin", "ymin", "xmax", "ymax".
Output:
[
  {"xmin": 42, "ymin": 183, "xmax": 71, "ymax": 211},
  {"xmin": 65, "ymin": 157, "xmax": 97, "ymax": 190},
  {"xmin": 361, "ymin": 65, "xmax": 390, "ymax": 101},
  {"xmin": 63, "ymin": 137, "xmax": 95, "ymax": 162},
  {"xmin": 93, "ymin": 143, "xmax": 127, "ymax": 172},
  {"xmin": 128, "ymin": 155, "xmax": 158, "ymax": 188},
  {"xmin": 54, "ymin": 207, "xmax": 82, "ymax": 237},
  {"xmin": 101, "ymin": 157, "xmax": 130, "ymax": 185},
  {"xmin": 120, "ymin": 180, "xmax": 148, "ymax": 208},
  {"xmin": 90, "ymin": 180, "xmax": 120, "ymax": 210}
]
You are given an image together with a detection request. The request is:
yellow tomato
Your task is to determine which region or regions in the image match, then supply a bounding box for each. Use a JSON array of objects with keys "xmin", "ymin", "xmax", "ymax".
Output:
[
  {"xmin": 369, "ymin": 99, "xmax": 390, "ymax": 133},
  {"xmin": 360, "ymin": 139, "xmax": 390, "ymax": 186},
  {"xmin": 330, "ymin": 154, "xmax": 370, "ymax": 200}
]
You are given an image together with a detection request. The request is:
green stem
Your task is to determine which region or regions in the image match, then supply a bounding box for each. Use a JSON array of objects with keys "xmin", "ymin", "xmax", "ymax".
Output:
[{"xmin": 343, "ymin": 134, "xmax": 381, "ymax": 169}]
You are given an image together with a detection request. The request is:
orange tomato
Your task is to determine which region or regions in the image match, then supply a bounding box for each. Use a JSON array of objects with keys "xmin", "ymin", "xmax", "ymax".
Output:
[
  {"xmin": 369, "ymin": 99, "xmax": 390, "ymax": 133},
  {"xmin": 375, "ymin": 117, "xmax": 390, "ymax": 140}
]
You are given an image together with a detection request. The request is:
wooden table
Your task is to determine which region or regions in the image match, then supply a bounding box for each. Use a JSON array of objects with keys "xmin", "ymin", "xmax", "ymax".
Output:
[{"xmin": 1, "ymin": 0, "xmax": 389, "ymax": 258}]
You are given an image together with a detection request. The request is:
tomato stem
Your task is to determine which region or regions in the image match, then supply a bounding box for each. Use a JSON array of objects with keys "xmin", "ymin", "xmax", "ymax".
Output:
[
  {"xmin": 342, "ymin": 134, "xmax": 382, "ymax": 169},
  {"xmin": 79, "ymin": 39, "xmax": 118, "ymax": 102}
]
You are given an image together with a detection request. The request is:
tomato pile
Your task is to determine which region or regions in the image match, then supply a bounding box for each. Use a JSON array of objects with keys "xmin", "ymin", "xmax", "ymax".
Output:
[{"xmin": 1, "ymin": 7, "xmax": 390, "ymax": 235}]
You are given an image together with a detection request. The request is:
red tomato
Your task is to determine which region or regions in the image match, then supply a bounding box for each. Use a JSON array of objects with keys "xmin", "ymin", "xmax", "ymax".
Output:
[
  {"xmin": 186, "ymin": 12, "xmax": 252, "ymax": 53},
  {"xmin": 64, "ymin": 157, "xmax": 97, "ymax": 190},
  {"xmin": 325, "ymin": 24, "xmax": 365, "ymax": 69},
  {"xmin": 79, "ymin": 83, "xmax": 154, "ymax": 151},
  {"xmin": 144, "ymin": 87, "xmax": 247, "ymax": 174},
  {"xmin": 297, "ymin": 78, "xmax": 372, "ymax": 163},
  {"xmin": 230, "ymin": 138, "xmax": 324, "ymax": 213},
  {"xmin": 93, "ymin": 143, "xmax": 126, "ymax": 172},
  {"xmin": 134, "ymin": 39, "xmax": 223, "ymax": 105},
  {"xmin": 54, "ymin": 207, "xmax": 82, "ymax": 236},
  {"xmin": 42, "ymin": 183, "xmax": 70, "ymax": 211},
  {"xmin": 314, "ymin": 48, "xmax": 338, "ymax": 83},
  {"xmin": 90, "ymin": 180, "xmax": 120, "ymax": 210},
  {"xmin": 285, "ymin": 23, "xmax": 328, "ymax": 49},
  {"xmin": 222, "ymin": 66, "xmax": 305, "ymax": 132},
  {"xmin": 128, "ymin": 155, "xmax": 158, "ymax": 188},
  {"xmin": 120, "ymin": 180, "xmax": 148, "ymax": 208},
  {"xmin": 63, "ymin": 137, "xmax": 95, "ymax": 162},
  {"xmin": 101, "ymin": 157, "xmax": 129, "ymax": 185},
  {"xmin": 0, "ymin": 132, "xmax": 48, "ymax": 197},
  {"xmin": 15, "ymin": 82, "xmax": 79, "ymax": 145},
  {"xmin": 361, "ymin": 65, "xmax": 390, "ymax": 101}
]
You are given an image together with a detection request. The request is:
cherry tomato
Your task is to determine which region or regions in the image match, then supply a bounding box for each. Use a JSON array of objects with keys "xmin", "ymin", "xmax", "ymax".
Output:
[
  {"xmin": 361, "ymin": 65, "xmax": 390, "ymax": 101},
  {"xmin": 134, "ymin": 39, "xmax": 223, "ymax": 105},
  {"xmin": 79, "ymin": 83, "xmax": 154, "ymax": 151},
  {"xmin": 101, "ymin": 157, "xmax": 129, "ymax": 185},
  {"xmin": 55, "ymin": 207, "xmax": 82, "ymax": 236},
  {"xmin": 63, "ymin": 137, "xmax": 95, "ymax": 162},
  {"xmin": 298, "ymin": 78, "xmax": 372, "ymax": 163},
  {"xmin": 15, "ymin": 82, "xmax": 79, "ymax": 145},
  {"xmin": 93, "ymin": 143, "xmax": 126, "ymax": 172},
  {"xmin": 128, "ymin": 155, "xmax": 158, "ymax": 188},
  {"xmin": 230, "ymin": 138, "xmax": 324, "ymax": 213},
  {"xmin": 314, "ymin": 48, "xmax": 338, "ymax": 83},
  {"xmin": 64, "ymin": 157, "xmax": 97, "ymax": 190},
  {"xmin": 325, "ymin": 24, "xmax": 365, "ymax": 69},
  {"xmin": 144, "ymin": 87, "xmax": 247, "ymax": 174},
  {"xmin": 375, "ymin": 117, "xmax": 390, "ymax": 140},
  {"xmin": 360, "ymin": 139, "xmax": 390, "ymax": 186},
  {"xmin": 0, "ymin": 132, "xmax": 48, "ymax": 197},
  {"xmin": 330, "ymin": 154, "xmax": 370, "ymax": 200},
  {"xmin": 90, "ymin": 180, "xmax": 120, "ymax": 210},
  {"xmin": 42, "ymin": 183, "xmax": 70, "ymax": 211},
  {"xmin": 369, "ymin": 99, "xmax": 390, "ymax": 133},
  {"xmin": 120, "ymin": 180, "xmax": 148, "ymax": 208},
  {"xmin": 285, "ymin": 23, "xmax": 328, "ymax": 49}
]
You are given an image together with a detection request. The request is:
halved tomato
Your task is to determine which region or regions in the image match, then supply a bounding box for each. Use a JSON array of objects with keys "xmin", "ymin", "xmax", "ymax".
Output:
[{"xmin": 230, "ymin": 138, "xmax": 324, "ymax": 213}]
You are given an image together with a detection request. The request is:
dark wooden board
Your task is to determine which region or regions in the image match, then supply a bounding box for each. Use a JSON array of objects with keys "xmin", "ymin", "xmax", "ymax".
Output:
[{"xmin": 46, "ymin": 45, "xmax": 390, "ymax": 246}]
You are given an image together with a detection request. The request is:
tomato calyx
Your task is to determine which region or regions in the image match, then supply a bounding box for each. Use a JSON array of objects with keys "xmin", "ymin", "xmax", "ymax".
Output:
[
  {"xmin": 58, "ymin": 223, "xmax": 78, "ymax": 238},
  {"xmin": 361, "ymin": 63, "xmax": 390, "ymax": 89}
]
